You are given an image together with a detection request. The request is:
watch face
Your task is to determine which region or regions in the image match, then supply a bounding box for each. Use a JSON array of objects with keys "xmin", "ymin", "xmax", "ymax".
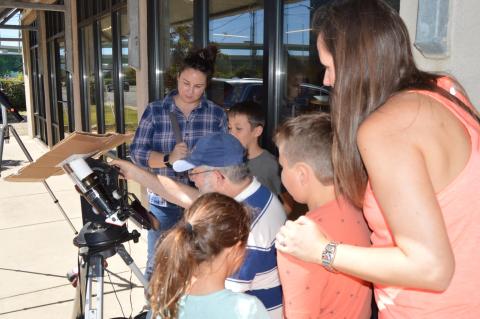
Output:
[{"xmin": 322, "ymin": 242, "xmax": 337, "ymax": 266}]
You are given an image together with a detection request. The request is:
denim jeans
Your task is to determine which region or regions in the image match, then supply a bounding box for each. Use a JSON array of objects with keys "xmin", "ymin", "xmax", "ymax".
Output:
[{"xmin": 145, "ymin": 203, "xmax": 183, "ymax": 281}]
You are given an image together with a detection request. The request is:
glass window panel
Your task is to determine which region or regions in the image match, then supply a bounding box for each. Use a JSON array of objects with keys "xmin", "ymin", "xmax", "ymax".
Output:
[
  {"xmin": 165, "ymin": 0, "xmax": 193, "ymax": 94},
  {"xmin": 58, "ymin": 39, "xmax": 70, "ymax": 134},
  {"xmin": 81, "ymin": 25, "xmax": 97, "ymax": 133},
  {"xmin": 100, "ymin": 16, "xmax": 115, "ymax": 133},
  {"xmin": 120, "ymin": 8, "xmax": 138, "ymax": 136},
  {"xmin": 58, "ymin": 40, "xmax": 68, "ymax": 102},
  {"xmin": 282, "ymin": 0, "xmax": 329, "ymax": 119},
  {"xmin": 208, "ymin": 0, "xmax": 264, "ymax": 109},
  {"xmin": 47, "ymin": 42, "xmax": 59, "ymax": 126}
]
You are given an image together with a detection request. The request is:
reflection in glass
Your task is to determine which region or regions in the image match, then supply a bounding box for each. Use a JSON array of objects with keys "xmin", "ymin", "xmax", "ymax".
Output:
[
  {"xmin": 120, "ymin": 8, "xmax": 138, "ymax": 135},
  {"xmin": 81, "ymin": 25, "xmax": 97, "ymax": 133},
  {"xmin": 282, "ymin": 0, "xmax": 329, "ymax": 118},
  {"xmin": 100, "ymin": 16, "xmax": 115, "ymax": 133},
  {"xmin": 58, "ymin": 39, "xmax": 70, "ymax": 136},
  {"xmin": 47, "ymin": 43, "xmax": 59, "ymax": 126},
  {"xmin": 208, "ymin": 0, "xmax": 264, "ymax": 109},
  {"xmin": 163, "ymin": 0, "xmax": 193, "ymax": 94}
]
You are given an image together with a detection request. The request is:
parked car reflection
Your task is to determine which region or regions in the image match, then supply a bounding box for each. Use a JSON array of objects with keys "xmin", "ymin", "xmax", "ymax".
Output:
[
  {"xmin": 292, "ymin": 83, "xmax": 330, "ymax": 115},
  {"xmin": 208, "ymin": 78, "xmax": 263, "ymax": 110},
  {"xmin": 207, "ymin": 77, "xmax": 330, "ymax": 115},
  {"xmin": 106, "ymin": 81, "xmax": 130, "ymax": 92}
]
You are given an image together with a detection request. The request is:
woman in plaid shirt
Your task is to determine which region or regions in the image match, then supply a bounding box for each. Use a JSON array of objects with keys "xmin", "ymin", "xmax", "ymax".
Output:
[{"xmin": 130, "ymin": 45, "xmax": 228, "ymax": 280}]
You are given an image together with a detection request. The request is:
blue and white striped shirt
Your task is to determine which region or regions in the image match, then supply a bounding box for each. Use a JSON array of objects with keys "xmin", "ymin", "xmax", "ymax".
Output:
[
  {"xmin": 228, "ymin": 178, "xmax": 287, "ymax": 319},
  {"xmin": 130, "ymin": 90, "xmax": 228, "ymax": 204}
]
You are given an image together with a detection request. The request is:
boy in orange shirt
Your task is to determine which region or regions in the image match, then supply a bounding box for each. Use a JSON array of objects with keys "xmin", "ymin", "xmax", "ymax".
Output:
[{"xmin": 274, "ymin": 113, "xmax": 372, "ymax": 319}]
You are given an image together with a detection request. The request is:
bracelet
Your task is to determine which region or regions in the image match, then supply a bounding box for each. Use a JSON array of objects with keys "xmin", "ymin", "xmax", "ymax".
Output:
[
  {"xmin": 321, "ymin": 241, "xmax": 338, "ymax": 273},
  {"xmin": 163, "ymin": 153, "xmax": 172, "ymax": 168}
]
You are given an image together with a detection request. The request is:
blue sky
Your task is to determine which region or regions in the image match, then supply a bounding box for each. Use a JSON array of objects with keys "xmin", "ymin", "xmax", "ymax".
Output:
[
  {"xmin": 0, "ymin": 12, "xmax": 21, "ymax": 48},
  {"xmin": 209, "ymin": 1, "xmax": 313, "ymax": 56}
]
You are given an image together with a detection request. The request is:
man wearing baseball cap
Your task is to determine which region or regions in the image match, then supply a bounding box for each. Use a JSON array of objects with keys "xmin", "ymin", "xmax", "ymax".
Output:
[{"xmin": 112, "ymin": 133, "xmax": 286, "ymax": 318}]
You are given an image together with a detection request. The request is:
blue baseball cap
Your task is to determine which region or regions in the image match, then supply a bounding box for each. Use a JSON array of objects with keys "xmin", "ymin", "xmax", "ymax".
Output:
[{"xmin": 173, "ymin": 133, "xmax": 246, "ymax": 172}]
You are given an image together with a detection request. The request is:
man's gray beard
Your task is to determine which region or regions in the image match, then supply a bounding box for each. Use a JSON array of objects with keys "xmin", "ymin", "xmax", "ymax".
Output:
[{"xmin": 199, "ymin": 178, "xmax": 216, "ymax": 194}]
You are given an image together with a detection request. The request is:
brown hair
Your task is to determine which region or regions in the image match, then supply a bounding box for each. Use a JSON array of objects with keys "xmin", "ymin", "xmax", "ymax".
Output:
[
  {"xmin": 228, "ymin": 101, "xmax": 266, "ymax": 128},
  {"xmin": 312, "ymin": 0, "xmax": 479, "ymax": 207},
  {"xmin": 179, "ymin": 45, "xmax": 219, "ymax": 81},
  {"xmin": 149, "ymin": 192, "xmax": 250, "ymax": 318},
  {"xmin": 274, "ymin": 113, "xmax": 334, "ymax": 185}
]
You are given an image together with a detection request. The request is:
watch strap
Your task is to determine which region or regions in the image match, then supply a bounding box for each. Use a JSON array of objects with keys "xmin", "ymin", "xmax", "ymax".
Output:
[
  {"xmin": 163, "ymin": 153, "xmax": 172, "ymax": 168},
  {"xmin": 321, "ymin": 241, "xmax": 338, "ymax": 273}
]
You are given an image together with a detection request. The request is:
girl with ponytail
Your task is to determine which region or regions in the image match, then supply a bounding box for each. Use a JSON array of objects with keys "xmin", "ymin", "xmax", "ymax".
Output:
[{"xmin": 149, "ymin": 192, "xmax": 269, "ymax": 319}]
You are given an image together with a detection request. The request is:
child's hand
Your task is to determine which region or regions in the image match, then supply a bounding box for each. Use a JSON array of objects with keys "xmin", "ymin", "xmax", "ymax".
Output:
[{"xmin": 275, "ymin": 216, "xmax": 327, "ymax": 264}]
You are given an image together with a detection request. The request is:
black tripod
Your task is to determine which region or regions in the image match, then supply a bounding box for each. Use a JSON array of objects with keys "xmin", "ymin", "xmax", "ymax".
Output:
[
  {"xmin": 0, "ymin": 100, "xmax": 78, "ymax": 234},
  {"xmin": 73, "ymin": 222, "xmax": 148, "ymax": 319}
]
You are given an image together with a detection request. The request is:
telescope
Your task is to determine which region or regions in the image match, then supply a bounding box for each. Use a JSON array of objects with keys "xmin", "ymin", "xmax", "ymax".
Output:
[
  {"xmin": 63, "ymin": 156, "xmax": 155, "ymax": 229},
  {"xmin": 4, "ymin": 132, "xmax": 156, "ymax": 319},
  {"xmin": 60, "ymin": 156, "xmax": 156, "ymax": 319}
]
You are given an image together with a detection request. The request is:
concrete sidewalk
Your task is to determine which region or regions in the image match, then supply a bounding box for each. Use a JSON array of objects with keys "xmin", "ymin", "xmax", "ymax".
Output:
[{"xmin": 0, "ymin": 124, "xmax": 149, "ymax": 319}]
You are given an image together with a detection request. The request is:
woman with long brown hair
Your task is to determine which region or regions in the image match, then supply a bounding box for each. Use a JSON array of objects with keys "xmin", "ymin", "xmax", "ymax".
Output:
[
  {"xmin": 149, "ymin": 192, "xmax": 269, "ymax": 319},
  {"xmin": 276, "ymin": 0, "xmax": 480, "ymax": 318}
]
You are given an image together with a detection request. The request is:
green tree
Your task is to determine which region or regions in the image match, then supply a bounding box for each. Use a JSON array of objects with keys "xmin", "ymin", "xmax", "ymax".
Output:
[
  {"xmin": 0, "ymin": 55, "xmax": 23, "ymax": 75},
  {"xmin": 165, "ymin": 25, "xmax": 193, "ymax": 91},
  {"xmin": 0, "ymin": 77, "xmax": 26, "ymax": 111}
]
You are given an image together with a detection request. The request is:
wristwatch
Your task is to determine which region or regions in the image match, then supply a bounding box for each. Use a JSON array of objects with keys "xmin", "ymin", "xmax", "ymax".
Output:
[
  {"xmin": 163, "ymin": 153, "xmax": 172, "ymax": 168},
  {"xmin": 321, "ymin": 241, "xmax": 338, "ymax": 273}
]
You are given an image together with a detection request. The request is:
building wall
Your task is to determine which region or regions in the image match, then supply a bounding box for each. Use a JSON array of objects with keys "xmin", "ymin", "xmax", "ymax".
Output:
[
  {"xmin": 21, "ymin": 0, "xmax": 479, "ymax": 147},
  {"xmin": 400, "ymin": 0, "xmax": 480, "ymax": 109}
]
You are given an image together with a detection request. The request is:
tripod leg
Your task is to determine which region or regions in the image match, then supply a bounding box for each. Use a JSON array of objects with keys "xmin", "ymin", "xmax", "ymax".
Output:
[
  {"xmin": 0, "ymin": 103, "xmax": 8, "ymax": 174},
  {"xmin": 7, "ymin": 125, "xmax": 78, "ymax": 234},
  {"xmin": 85, "ymin": 255, "xmax": 104, "ymax": 319},
  {"xmin": 71, "ymin": 257, "xmax": 87, "ymax": 319},
  {"xmin": 8, "ymin": 125, "xmax": 33, "ymax": 161},
  {"xmin": 116, "ymin": 244, "xmax": 149, "ymax": 288}
]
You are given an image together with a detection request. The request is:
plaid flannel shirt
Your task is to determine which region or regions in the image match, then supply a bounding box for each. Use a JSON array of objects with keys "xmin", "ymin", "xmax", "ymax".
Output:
[{"xmin": 130, "ymin": 90, "xmax": 228, "ymax": 205}]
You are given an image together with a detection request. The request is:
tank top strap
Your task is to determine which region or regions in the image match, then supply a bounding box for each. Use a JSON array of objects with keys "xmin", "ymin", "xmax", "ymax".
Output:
[{"xmin": 410, "ymin": 77, "xmax": 480, "ymax": 144}]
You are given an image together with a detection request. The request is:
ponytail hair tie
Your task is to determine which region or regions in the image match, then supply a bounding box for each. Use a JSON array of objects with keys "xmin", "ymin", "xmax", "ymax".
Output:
[{"xmin": 185, "ymin": 222, "xmax": 194, "ymax": 235}]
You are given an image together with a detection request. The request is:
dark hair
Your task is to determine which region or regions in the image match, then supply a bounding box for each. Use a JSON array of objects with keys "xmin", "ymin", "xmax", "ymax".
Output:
[
  {"xmin": 149, "ymin": 192, "xmax": 250, "ymax": 318},
  {"xmin": 274, "ymin": 113, "xmax": 334, "ymax": 185},
  {"xmin": 312, "ymin": 0, "xmax": 479, "ymax": 207},
  {"xmin": 178, "ymin": 45, "xmax": 219, "ymax": 81},
  {"xmin": 228, "ymin": 101, "xmax": 265, "ymax": 128}
]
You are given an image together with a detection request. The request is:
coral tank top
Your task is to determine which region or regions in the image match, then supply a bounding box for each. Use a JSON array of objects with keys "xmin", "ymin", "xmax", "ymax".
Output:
[{"xmin": 363, "ymin": 78, "xmax": 480, "ymax": 319}]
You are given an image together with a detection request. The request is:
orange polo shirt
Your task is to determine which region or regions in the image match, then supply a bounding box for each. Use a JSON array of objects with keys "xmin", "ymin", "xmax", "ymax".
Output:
[{"xmin": 277, "ymin": 198, "xmax": 372, "ymax": 319}]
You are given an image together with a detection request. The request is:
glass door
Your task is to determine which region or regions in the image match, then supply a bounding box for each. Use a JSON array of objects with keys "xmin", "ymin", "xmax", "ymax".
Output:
[
  {"xmin": 29, "ymin": 24, "xmax": 48, "ymax": 144},
  {"xmin": 119, "ymin": 8, "xmax": 138, "ymax": 136},
  {"xmin": 208, "ymin": 0, "xmax": 264, "ymax": 109},
  {"xmin": 148, "ymin": 0, "xmax": 194, "ymax": 101},
  {"xmin": 100, "ymin": 15, "xmax": 115, "ymax": 133},
  {"xmin": 80, "ymin": 24, "xmax": 98, "ymax": 132},
  {"xmin": 282, "ymin": 0, "xmax": 328, "ymax": 119}
]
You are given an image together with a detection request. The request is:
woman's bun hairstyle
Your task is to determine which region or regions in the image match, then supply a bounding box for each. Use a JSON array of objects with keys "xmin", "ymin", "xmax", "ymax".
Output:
[{"xmin": 180, "ymin": 45, "xmax": 219, "ymax": 81}]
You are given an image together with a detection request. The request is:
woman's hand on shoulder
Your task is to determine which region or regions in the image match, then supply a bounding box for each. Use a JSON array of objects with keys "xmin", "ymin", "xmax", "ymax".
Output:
[{"xmin": 275, "ymin": 216, "xmax": 327, "ymax": 264}]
